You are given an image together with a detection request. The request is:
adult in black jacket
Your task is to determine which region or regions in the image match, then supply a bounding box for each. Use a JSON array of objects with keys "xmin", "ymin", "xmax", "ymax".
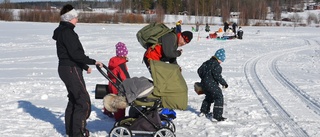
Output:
[{"xmin": 52, "ymin": 4, "xmax": 103, "ymax": 137}]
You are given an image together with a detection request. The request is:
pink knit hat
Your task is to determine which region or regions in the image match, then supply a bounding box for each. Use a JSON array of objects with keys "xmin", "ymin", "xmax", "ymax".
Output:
[{"xmin": 115, "ymin": 42, "xmax": 128, "ymax": 57}]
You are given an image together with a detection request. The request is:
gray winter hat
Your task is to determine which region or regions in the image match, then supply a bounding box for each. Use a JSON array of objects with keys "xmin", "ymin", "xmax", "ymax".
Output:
[{"xmin": 60, "ymin": 9, "xmax": 78, "ymax": 22}]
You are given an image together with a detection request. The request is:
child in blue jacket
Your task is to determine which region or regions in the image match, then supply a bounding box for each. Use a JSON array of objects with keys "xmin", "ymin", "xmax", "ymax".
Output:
[{"xmin": 197, "ymin": 48, "xmax": 228, "ymax": 121}]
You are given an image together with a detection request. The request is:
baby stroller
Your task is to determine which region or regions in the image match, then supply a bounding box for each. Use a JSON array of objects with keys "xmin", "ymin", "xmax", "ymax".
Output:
[{"xmin": 95, "ymin": 62, "xmax": 183, "ymax": 137}]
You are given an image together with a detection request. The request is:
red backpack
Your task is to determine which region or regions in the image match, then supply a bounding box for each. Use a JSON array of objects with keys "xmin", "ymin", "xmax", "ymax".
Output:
[{"xmin": 144, "ymin": 44, "xmax": 163, "ymax": 61}]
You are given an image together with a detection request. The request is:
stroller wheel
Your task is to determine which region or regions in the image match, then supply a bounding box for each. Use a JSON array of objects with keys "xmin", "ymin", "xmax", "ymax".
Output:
[
  {"xmin": 109, "ymin": 126, "xmax": 132, "ymax": 137},
  {"xmin": 161, "ymin": 120, "xmax": 176, "ymax": 133},
  {"xmin": 153, "ymin": 127, "xmax": 175, "ymax": 137}
]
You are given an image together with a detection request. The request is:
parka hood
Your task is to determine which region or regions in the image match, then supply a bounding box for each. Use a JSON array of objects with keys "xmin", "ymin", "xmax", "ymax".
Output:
[{"xmin": 108, "ymin": 56, "xmax": 127, "ymax": 70}]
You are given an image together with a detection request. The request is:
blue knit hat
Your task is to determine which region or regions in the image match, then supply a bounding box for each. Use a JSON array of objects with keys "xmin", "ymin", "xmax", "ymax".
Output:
[{"xmin": 214, "ymin": 48, "xmax": 226, "ymax": 62}]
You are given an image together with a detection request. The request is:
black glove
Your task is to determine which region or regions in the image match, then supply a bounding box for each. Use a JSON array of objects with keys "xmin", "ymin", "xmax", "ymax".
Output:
[{"xmin": 224, "ymin": 84, "xmax": 228, "ymax": 88}]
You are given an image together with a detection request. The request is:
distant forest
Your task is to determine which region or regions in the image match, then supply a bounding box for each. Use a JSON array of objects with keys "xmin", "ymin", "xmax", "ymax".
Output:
[{"xmin": 1, "ymin": 0, "xmax": 320, "ymax": 25}]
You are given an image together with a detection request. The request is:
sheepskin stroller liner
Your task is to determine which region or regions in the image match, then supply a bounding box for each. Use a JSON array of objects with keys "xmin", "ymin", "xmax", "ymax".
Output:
[{"xmin": 95, "ymin": 64, "xmax": 176, "ymax": 137}]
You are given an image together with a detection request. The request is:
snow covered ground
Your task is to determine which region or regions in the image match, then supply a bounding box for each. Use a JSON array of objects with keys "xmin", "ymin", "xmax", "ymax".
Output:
[{"xmin": 0, "ymin": 21, "xmax": 320, "ymax": 137}]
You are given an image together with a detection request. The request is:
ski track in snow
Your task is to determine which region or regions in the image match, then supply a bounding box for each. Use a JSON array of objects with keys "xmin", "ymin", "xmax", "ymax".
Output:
[
  {"xmin": 244, "ymin": 39, "xmax": 320, "ymax": 137},
  {"xmin": 1, "ymin": 21, "xmax": 320, "ymax": 137},
  {"xmin": 271, "ymin": 40, "xmax": 320, "ymax": 116}
]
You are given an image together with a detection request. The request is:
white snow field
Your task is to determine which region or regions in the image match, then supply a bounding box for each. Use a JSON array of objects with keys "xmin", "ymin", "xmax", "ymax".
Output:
[{"xmin": 0, "ymin": 21, "xmax": 320, "ymax": 137}]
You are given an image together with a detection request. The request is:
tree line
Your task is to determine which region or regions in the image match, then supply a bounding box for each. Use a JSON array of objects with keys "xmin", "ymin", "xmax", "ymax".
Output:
[
  {"xmin": 123, "ymin": 0, "xmax": 318, "ymax": 25},
  {"xmin": 1, "ymin": 0, "xmax": 319, "ymax": 25}
]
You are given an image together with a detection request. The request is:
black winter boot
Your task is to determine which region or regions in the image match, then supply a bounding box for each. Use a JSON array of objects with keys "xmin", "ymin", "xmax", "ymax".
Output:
[
  {"xmin": 213, "ymin": 106, "xmax": 226, "ymax": 121},
  {"xmin": 213, "ymin": 116, "xmax": 227, "ymax": 121}
]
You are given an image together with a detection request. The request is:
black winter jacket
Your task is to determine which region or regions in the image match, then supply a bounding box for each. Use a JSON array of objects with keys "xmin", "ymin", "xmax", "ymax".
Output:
[
  {"xmin": 52, "ymin": 21, "xmax": 96, "ymax": 71},
  {"xmin": 198, "ymin": 57, "xmax": 227, "ymax": 90}
]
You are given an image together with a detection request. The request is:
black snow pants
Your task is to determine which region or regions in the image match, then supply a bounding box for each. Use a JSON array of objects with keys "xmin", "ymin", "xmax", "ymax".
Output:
[
  {"xmin": 200, "ymin": 86, "xmax": 224, "ymax": 118},
  {"xmin": 58, "ymin": 66, "xmax": 91, "ymax": 137}
]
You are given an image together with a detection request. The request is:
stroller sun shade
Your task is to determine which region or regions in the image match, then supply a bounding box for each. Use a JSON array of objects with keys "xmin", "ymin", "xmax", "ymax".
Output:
[{"xmin": 149, "ymin": 60, "xmax": 188, "ymax": 110}]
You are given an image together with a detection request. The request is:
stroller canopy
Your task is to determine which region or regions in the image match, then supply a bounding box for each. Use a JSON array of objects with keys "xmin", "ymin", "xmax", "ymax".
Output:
[{"xmin": 150, "ymin": 60, "xmax": 188, "ymax": 110}]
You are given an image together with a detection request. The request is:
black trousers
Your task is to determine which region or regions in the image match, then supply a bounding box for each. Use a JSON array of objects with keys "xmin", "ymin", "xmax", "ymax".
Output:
[
  {"xmin": 200, "ymin": 86, "xmax": 224, "ymax": 118},
  {"xmin": 58, "ymin": 66, "xmax": 91, "ymax": 137}
]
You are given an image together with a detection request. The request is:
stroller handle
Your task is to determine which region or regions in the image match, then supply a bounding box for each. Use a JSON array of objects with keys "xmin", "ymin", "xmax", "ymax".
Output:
[{"xmin": 96, "ymin": 64, "xmax": 123, "ymax": 92}]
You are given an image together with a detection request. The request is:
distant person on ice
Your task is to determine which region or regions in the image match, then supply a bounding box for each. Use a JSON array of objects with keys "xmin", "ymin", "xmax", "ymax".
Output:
[
  {"xmin": 205, "ymin": 23, "xmax": 210, "ymax": 32},
  {"xmin": 176, "ymin": 20, "xmax": 182, "ymax": 33},
  {"xmin": 197, "ymin": 48, "xmax": 228, "ymax": 121},
  {"xmin": 196, "ymin": 22, "xmax": 200, "ymax": 32},
  {"xmin": 232, "ymin": 22, "xmax": 238, "ymax": 36},
  {"xmin": 52, "ymin": 4, "xmax": 103, "ymax": 137},
  {"xmin": 237, "ymin": 27, "xmax": 244, "ymax": 39},
  {"xmin": 223, "ymin": 21, "xmax": 229, "ymax": 32}
]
